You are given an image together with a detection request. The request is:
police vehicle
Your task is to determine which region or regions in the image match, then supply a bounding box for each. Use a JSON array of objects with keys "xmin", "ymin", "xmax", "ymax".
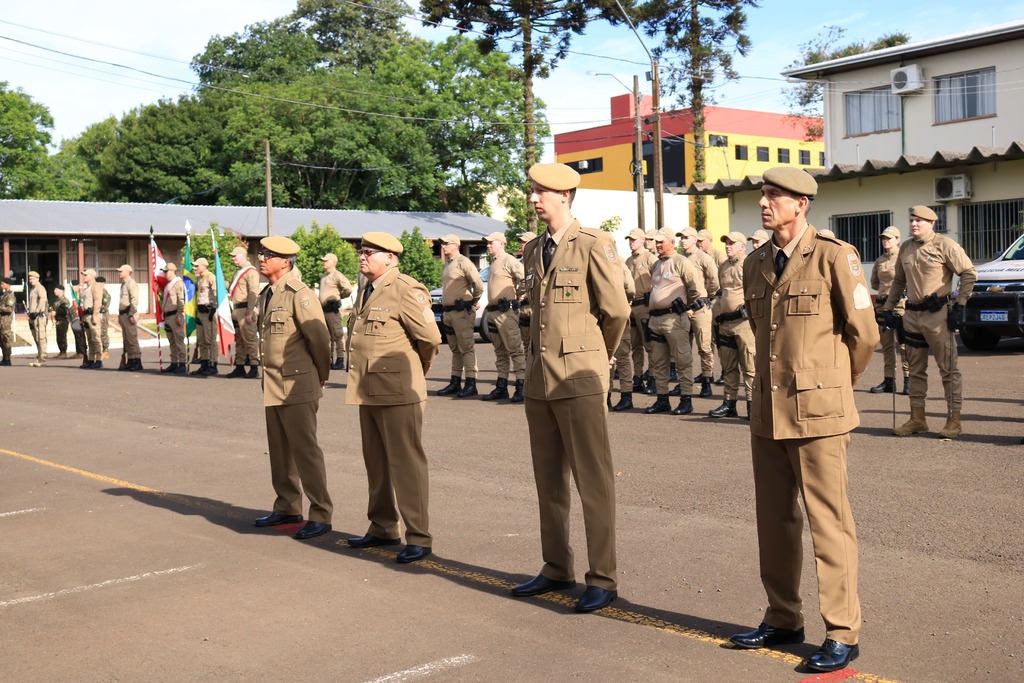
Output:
[
  {"xmin": 430, "ymin": 267, "xmax": 491, "ymax": 343},
  {"xmin": 961, "ymin": 233, "xmax": 1024, "ymax": 350}
]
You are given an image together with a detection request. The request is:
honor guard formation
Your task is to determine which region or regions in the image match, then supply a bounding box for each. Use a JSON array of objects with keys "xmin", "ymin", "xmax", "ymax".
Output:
[{"xmin": 4, "ymin": 163, "xmax": 994, "ymax": 675}]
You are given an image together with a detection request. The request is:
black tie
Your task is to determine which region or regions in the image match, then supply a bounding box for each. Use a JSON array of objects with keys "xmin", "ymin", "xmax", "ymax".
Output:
[
  {"xmin": 361, "ymin": 283, "xmax": 374, "ymax": 309},
  {"xmin": 774, "ymin": 249, "xmax": 788, "ymax": 278},
  {"xmin": 543, "ymin": 237, "xmax": 557, "ymax": 272}
]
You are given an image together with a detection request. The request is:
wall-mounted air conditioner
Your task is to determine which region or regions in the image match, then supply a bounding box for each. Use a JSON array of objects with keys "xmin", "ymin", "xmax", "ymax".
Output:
[
  {"xmin": 891, "ymin": 64, "xmax": 925, "ymax": 95},
  {"xmin": 934, "ymin": 174, "xmax": 972, "ymax": 202}
]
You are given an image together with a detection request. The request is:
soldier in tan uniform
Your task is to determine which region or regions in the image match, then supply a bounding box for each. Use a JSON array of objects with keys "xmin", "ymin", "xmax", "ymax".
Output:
[
  {"xmin": 510, "ymin": 163, "xmax": 629, "ymax": 614},
  {"xmin": 869, "ymin": 227, "xmax": 909, "ymax": 394},
  {"xmin": 708, "ymin": 232, "xmax": 755, "ymax": 419},
  {"xmin": 883, "ymin": 205, "xmax": 977, "ymax": 439},
  {"xmin": 160, "ymin": 263, "xmax": 188, "ymax": 374},
  {"xmin": 680, "ymin": 227, "xmax": 719, "ymax": 397},
  {"xmin": 116, "ymin": 264, "xmax": 142, "ymax": 371},
  {"xmin": 80, "ymin": 268, "xmax": 105, "ymax": 369},
  {"xmin": 482, "ymin": 231, "xmax": 527, "ymax": 402},
  {"xmin": 610, "ymin": 258, "xmax": 637, "ymax": 411},
  {"xmin": 729, "ymin": 167, "xmax": 879, "ymax": 674},
  {"xmin": 344, "ymin": 232, "xmax": 442, "ymax": 564},
  {"xmin": 319, "ymin": 252, "xmax": 353, "ymax": 371},
  {"xmin": 191, "ymin": 257, "xmax": 219, "ymax": 375},
  {"xmin": 625, "ymin": 228, "xmax": 657, "ymax": 395},
  {"xmin": 27, "ymin": 271, "xmax": 48, "ymax": 367},
  {"xmin": 748, "ymin": 229, "xmax": 769, "ymax": 250},
  {"xmin": 224, "ymin": 246, "xmax": 261, "ymax": 378},
  {"xmin": 436, "ymin": 234, "xmax": 483, "ymax": 398},
  {"xmin": 698, "ymin": 228, "xmax": 728, "ymax": 269},
  {"xmin": 0, "ymin": 278, "xmax": 14, "ymax": 365},
  {"xmin": 97, "ymin": 277, "xmax": 111, "ymax": 359},
  {"xmin": 644, "ymin": 229, "xmax": 704, "ymax": 416},
  {"xmin": 252, "ymin": 235, "xmax": 334, "ymax": 541},
  {"xmin": 516, "ymin": 232, "xmax": 537, "ymax": 358}
]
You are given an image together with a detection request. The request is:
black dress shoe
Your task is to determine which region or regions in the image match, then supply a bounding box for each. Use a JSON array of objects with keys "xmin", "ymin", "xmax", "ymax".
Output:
[
  {"xmin": 346, "ymin": 534, "xmax": 401, "ymax": 549},
  {"xmin": 293, "ymin": 521, "xmax": 332, "ymax": 540},
  {"xmin": 804, "ymin": 639, "xmax": 859, "ymax": 672},
  {"xmin": 253, "ymin": 512, "xmax": 303, "ymax": 527},
  {"xmin": 396, "ymin": 544, "xmax": 431, "ymax": 563},
  {"xmin": 575, "ymin": 586, "xmax": 617, "ymax": 613},
  {"xmin": 729, "ymin": 623, "xmax": 805, "ymax": 649},
  {"xmin": 510, "ymin": 574, "xmax": 576, "ymax": 597}
]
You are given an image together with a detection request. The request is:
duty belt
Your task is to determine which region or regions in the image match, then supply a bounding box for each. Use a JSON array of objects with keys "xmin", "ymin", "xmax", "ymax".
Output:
[
  {"xmin": 119, "ymin": 308, "xmax": 131, "ymax": 315},
  {"xmin": 164, "ymin": 309, "xmax": 178, "ymax": 316},
  {"xmin": 715, "ymin": 310, "xmax": 745, "ymax": 324},
  {"xmin": 0, "ymin": 311, "xmax": 10, "ymax": 316},
  {"xmin": 648, "ymin": 307, "xmax": 673, "ymax": 317},
  {"xmin": 875, "ymin": 295, "xmax": 888, "ymax": 305},
  {"xmin": 234, "ymin": 302, "xmax": 248, "ymax": 309},
  {"xmin": 485, "ymin": 300, "xmax": 520, "ymax": 312},
  {"xmin": 442, "ymin": 303, "xmax": 472, "ymax": 312},
  {"xmin": 631, "ymin": 298, "xmax": 649, "ymax": 308},
  {"xmin": 905, "ymin": 294, "xmax": 949, "ymax": 312}
]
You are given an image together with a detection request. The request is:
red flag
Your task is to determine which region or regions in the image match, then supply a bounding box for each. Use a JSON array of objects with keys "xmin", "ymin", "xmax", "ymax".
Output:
[{"xmin": 149, "ymin": 235, "xmax": 168, "ymax": 328}]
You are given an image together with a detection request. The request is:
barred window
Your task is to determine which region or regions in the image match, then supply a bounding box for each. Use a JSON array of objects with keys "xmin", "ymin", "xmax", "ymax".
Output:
[{"xmin": 829, "ymin": 211, "xmax": 893, "ymax": 263}]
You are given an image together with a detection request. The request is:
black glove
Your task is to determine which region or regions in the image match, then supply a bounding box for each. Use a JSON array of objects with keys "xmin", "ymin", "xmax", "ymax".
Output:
[
  {"xmin": 882, "ymin": 311, "xmax": 902, "ymax": 331},
  {"xmin": 947, "ymin": 303, "xmax": 964, "ymax": 331}
]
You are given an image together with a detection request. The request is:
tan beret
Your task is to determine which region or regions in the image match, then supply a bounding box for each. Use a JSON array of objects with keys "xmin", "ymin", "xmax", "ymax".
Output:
[
  {"xmin": 817, "ymin": 229, "xmax": 836, "ymax": 239},
  {"xmin": 626, "ymin": 228, "xmax": 646, "ymax": 240},
  {"xmin": 880, "ymin": 226, "xmax": 901, "ymax": 239},
  {"xmin": 762, "ymin": 166, "xmax": 818, "ymax": 197},
  {"xmin": 321, "ymin": 252, "xmax": 337, "ymax": 262},
  {"xmin": 748, "ymin": 230, "xmax": 769, "ymax": 243},
  {"xmin": 910, "ymin": 205, "xmax": 938, "ymax": 222},
  {"xmin": 259, "ymin": 236, "xmax": 300, "ymax": 256},
  {"xmin": 439, "ymin": 233, "xmax": 461, "ymax": 245},
  {"xmin": 81, "ymin": 268, "xmax": 97, "ymax": 277},
  {"xmin": 191, "ymin": 257, "xmax": 210, "ymax": 267},
  {"xmin": 229, "ymin": 246, "xmax": 247, "ymax": 257},
  {"xmin": 696, "ymin": 229, "xmax": 713, "ymax": 240},
  {"xmin": 519, "ymin": 232, "xmax": 537, "ymax": 244},
  {"xmin": 528, "ymin": 163, "xmax": 581, "ymax": 191},
  {"xmin": 164, "ymin": 263, "xmax": 178, "ymax": 272},
  {"xmin": 117, "ymin": 264, "xmax": 133, "ymax": 273},
  {"xmin": 653, "ymin": 228, "xmax": 675, "ymax": 242},
  {"xmin": 361, "ymin": 231, "xmax": 403, "ymax": 255},
  {"xmin": 721, "ymin": 231, "xmax": 747, "ymax": 244},
  {"xmin": 676, "ymin": 227, "xmax": 698, "ymax": 239},
  {"xmin": 484, "ymin": 231, "xmax": 506, "ymax": 243}
]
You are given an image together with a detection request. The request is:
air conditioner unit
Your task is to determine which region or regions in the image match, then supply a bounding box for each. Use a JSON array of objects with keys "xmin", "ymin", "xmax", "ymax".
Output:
[
  {"xmin": 891, "ymin": 64, "xmax": 925, "ymax": 95},
  {"xmin": 934, "ymin": 174, "xmax": 972, "ymax": 202}
]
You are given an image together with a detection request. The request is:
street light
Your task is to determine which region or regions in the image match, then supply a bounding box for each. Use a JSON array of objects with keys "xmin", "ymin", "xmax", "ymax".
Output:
[{"xmin": 589, "ymin": 71, "xmax": 646, "ymax": 232}]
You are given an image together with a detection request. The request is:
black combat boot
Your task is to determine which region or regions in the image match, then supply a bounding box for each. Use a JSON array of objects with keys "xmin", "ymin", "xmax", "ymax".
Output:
[
  {"xmin": 671, "ymin": 395, "xmax": 693, "ymax": 415},
  {"xmin": 337, "ymin": 357, "xmax": 345, "ymax": 371},
  {"xmin": 632, "ymin": 375, "xmax": 644, "ymax": 393},
  {"xmin": 693, "ymin": 373, "xmax": 704, "ymax": 383},
  {"xmin": 456, "ymin": 377, "xmax": 478, "ymax": 398},
  {"xmin": 668, "ymin": 384, "xmax": 682, "ymax": 397},
  {"xmin": 226, "ymin": 364, "xmax": 247, "ymax": 378},
  {"xmin": 190, "ymin": 360, "xmax": 208, "ymax": 376},
  {"xmin": 91, "ymin": 360, "xmax": 103, "ymax": 369},
  {"xmin": 699, "ymin": 376, "xmax": 713, "ymax": 398},
  {"xmin": 482, "ymin": 377, "xmax": 509, "ymax": 401},
  {"xmin": 645, "ymin": 394, "xmax": 671, "ymax": 414},
  {"xmin": 669, "ymin": 363, "xmax": 678, "ymax": 382},
  {"xmin": 645, "ymin": 376, "xmax": 656, "ymax": 395},
  {"xmin": 130, "ymin": 360, "xmax": 144, "ymax": 371},
  {"xmin": 437, "ymin": 376, "xmax": 461, "ymax": 396},
  {"xmin": 611, "ymin": 392, "xmax": 633, "ymax": 412},
  {"xmin": 510, "ymin": 379, "xmax": 524, "ymax": 403},
  {"xmin": 902, "ymin": 376, "xmax": 910, "ymax": 395},
  {"xmin": 869, "ymin": 377, "xmax": 895, "ymax": 394},
  {"xmin": 117, "ymin": 360, "xmax": 130, "ymax": 371},
  {"xmin": 173, "ymin": 363, "xmax": 187, "ymax": 375},
  {"xmin": 160, "ymin": 362, "xmax": 177, "ymax": 373},
  {"xmin": 708, "ymin": 399, "xmax": 738, "ymax": 418},
  {"xmin": 715, "ymin": 372, "xmax": 725, "ymax": 386},
  {"xmin": 81, "ymin": 358, "xmax": 91, "ymax": 368},
  {"xmin": 202, "ymin": 362, "xmax": 219, "ymax": 376},
  {"xmin": 746, "ymin": 401, "xmax": 751, "ymax": 420},
  {"xmin": 246, "ymin": 365, "xmax": 260, "ymax": 379}
]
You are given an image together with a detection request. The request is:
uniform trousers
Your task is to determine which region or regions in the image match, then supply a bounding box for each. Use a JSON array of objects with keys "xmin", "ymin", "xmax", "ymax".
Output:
[
  {"xmin": 232, "ymin": 308, "xmax": 259, "ymax": 365},
  {"xmin": 72, "ymin": 321, "xmax": 86, "ymax": 356},
  {"xmin": 56, "ymin": 319, "xmax": 69, "ymax": 354},
  {"xmin": 265, "ymin": 401, "xmax": 333, "ymax": 523},
  {"xmin": 612, "ymin": 327, "xmax": 633, "ymax": 393},
  {"xmin": 488, "ymin": 309, "xmax": 526, "ymax": 380},
  {"xmin": 903, "ymin": 308, "xmax": 962, "ymax": 411},
  {"xmin": 164, "ymin": 314, "xmax": 186, "ymax": 363},
  {"xmin": 30, "ymin": 317, "xmax": 47, "ymax": 361},
  {"xmin": 196, "ymin": 314, "xmax": 217, "ymax": 362},
  {"xmin": 689, "ymin": 307, "xmax": 714, "ymax": 377},
  {"xmin": 718, "ymin": 316, "xmax": 755, "ymax": 401},
  {"xmin": 629, "ymin": 303, "xmax": 651, "ymax": 375},
  {"xmin": 100, "ymin": 312, "xmax": 109, "ymax": 352},
  {"xmin": 84, "ymin": 319, "xmax": 103, "ymax": 361},
  {"xmin": 648, "ymin": 312, "xmax": 694, "ymax": 395},
  {"xmin": 874, "ymin": 303, "xmax": 908, "ymax": 379},
  {"xmin": 751, "ymin": 432, "xmax": 860, "ymax": 645},
  {"xmin": 324, "ymin": 309, "xmax": 347, "ymax": 362},
  {"xmin": 442, "ymin": 309, "xmax": 476, "ymax": 379},
  {"xmin": 118, "ymin": 313, "xmax": 140, "ymax": 360},
  {"xmin": 524, "ymin": 393, "xmax": 617, "ymax": 590},
  {"xmin": 358, "ymin": 402, "xmax": 432, "ymax": 547}
]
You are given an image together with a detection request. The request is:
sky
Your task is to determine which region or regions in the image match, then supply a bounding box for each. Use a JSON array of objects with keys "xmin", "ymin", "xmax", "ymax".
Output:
[{"xmin": 3, "ymin": 1, "xmax": 1024, "ymax": 162}]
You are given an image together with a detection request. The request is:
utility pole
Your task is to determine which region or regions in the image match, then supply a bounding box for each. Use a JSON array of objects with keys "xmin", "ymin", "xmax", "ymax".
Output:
[
  {"xmin": 650, "ymin": 61, "xmax": 664, "ymax": 231},
  {"xmin": 632, "ymin": 75, "xmax": 646, "ymax": 233},
  {"xmin": 264, "ymin": 139, "xmax": 274, "ymax": 236}
]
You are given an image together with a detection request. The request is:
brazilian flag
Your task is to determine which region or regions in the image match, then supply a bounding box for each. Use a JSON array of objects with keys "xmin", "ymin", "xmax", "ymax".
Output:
[{"xmin": 182, "ymin": 227, "xmax": 197, "ymax": 337}]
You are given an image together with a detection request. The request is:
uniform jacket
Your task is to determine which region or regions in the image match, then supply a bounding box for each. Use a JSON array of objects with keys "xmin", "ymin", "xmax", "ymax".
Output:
[
  {"xmin": 718, "ymin": 256, "xmax": 745, "ymax": 314},
  {"xmin": 258, "ymin": 274, "xmax": 331, "ymax": 407},
  {"xmin": 163, "ymin": 278, "xmax": 185, "ymax": 313},
  {"xmin": 626, "ymin": 248, "xmax": 657, "ymax": 295},
  {"xmin": 743, "ymin": 227, "xmax": 879, "ymax": 439},
  {"xmin": 196, "ymin": 271, "xmax": 217, "ymax": 307},
  {"xmin": 29, "ymin": 283, "xmax": 48, "ymax": 315},
  {"xmin": 231, "ymin": 265, "xmax": 260, "ymax": 308},
  {"xmin": 870, "ymin": 251, "xmax": 905, "ymax": 314},
  {"xmin": 487, "ymin": 251, "xmax": 525, "ymax": 305},
  {"xmin": 441, "ymin": 254, "xmax": 483, "ymax": 306},
  {"xmin": 54, "ymin": 297, "xmax": 73, "ymax": 322},
  {"xmin": 319, "ymin": 270, "xmax": 353, "ymax": 305},
  {"xmin": 119, "ymin": 277, "xmax": 139, "ymax": 316},
  {"xmin": 685, "ymin": 247, "xmax": 721, "ymax": 297},
  {"xmin": 346, "ymin": 266, "xmax": 441, "ymax": 406},
  {"xmin": 522, "ymin": 219, "xmax": 630, "ymax": 400}
]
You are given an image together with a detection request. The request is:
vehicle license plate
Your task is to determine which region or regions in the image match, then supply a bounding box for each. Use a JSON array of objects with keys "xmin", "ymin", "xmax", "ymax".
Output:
[
  {"xmin": 435, "ymin": 312, "xmax": 442, "ymax": 322},
  {"xmin": 980, "ymin": 311, "xmax": 1008, "ymax": 322}
]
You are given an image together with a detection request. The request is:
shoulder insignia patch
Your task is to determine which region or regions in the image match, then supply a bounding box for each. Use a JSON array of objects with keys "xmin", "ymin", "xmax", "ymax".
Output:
[
  {"xmin": 414, "ymin": 291, "xmax": 426, "ymax": 304},
  {"xmin": 847, "ymin": 254, "xmax": 862, "ymax": 277},
  {"xmin": 853, "ymin": 283, "xmax": 872, "ymax": 310},
  {"xmin": 604, "ymin": 244, "xmax": 618, "ymax": 262},
  {"xmin": 300, "ymin": 296, "xmax": 311, "ymax": 309}
]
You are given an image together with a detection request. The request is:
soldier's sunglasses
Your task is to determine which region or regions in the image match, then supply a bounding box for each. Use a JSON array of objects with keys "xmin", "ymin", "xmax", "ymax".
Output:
[{"xmin": 257, "ymin": 249, "xmax": 285, "ymax": 260}]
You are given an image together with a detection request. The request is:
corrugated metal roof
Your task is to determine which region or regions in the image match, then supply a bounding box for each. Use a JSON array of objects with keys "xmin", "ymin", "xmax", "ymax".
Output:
[
  {"xmin": 672, "ymin": 142, "xmax": 1024, "ymax": 196},
  {"xmin": 0, "ymin": 200, "xmax": 508, "ymax": 241}
]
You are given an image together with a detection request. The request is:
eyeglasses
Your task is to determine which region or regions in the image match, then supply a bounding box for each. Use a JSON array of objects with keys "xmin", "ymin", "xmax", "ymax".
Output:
[
  {"xmin": 257, "ymin": 249, "xmax": 285, "ymax": 260},
  {"xmin": 358, "ymin": 248, "xmax": 384, "ymax": 258}
]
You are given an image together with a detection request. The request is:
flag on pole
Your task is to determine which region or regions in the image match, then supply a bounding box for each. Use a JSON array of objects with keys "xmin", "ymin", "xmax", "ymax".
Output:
[
  {"xmin": 182, "ymin": 222, "xmax": 197, "ymax": 337},
  {"xmin": 211, "ymin": 231, "xmax": 235, "ymax": 357},
  {"xmin": 149, "ymin": 232, "xmax": 168, "ymax": 328}
]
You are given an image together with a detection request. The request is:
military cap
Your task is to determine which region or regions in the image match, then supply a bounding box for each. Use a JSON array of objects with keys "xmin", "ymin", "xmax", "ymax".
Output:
[
  {"xmin": 484, "ymin": 231, "xmax": 507, "ymax": 243},
  {"xmin": 528, "ymin": 163, "xmax": 580, "ymax": 191},
  {"xmin": 28, "ymin": 270, "xmax": 40, "ymax": 279},
  {"xmin": 439, "ymin": 233, "xmax": 461, "ymax": 245},
  {"xmin": 229, "ymin": 246, "xmax": 248, "ymax": 257},
  {"xmin": 676, "ymin": 227, "xmax": 698, "ymax": 239},
  {"xmin": 644, "ymin": 229, "xmax": 658, "ymax": 239},
  {"xmin": 696, "ymin": 229, "xmax": 713, "ymax": 240},
  {"xmin": 70, "ymin": 279, "xmax": 80, "ymax": 286},
  {"xmin": 54, "ymin": 283, "xmax": 65, "ymax": 292},
  {"xmin": 721, "ymin": 231, "xmax": 747, "ymax": 244},
  {"xmin": 626, "ymin": 228, "xmax": 646, "ymax": 240},
  {"xmin": 321, "ymin": 252, "xmax": 337, "ymax": 262},
  {"xmin": 116, "ymin": 264, "xmax": 133, "ymax": 273},
  {"xmin": 192, "ymin": 257, "xmax": 210, "ymax": 267},
  {"xmin": 653, "ymin": 228, "xmax": 675, "ymax": 242},
  {"xmin": 1, "ymin": 277, "xmax": 13, "ymax": 285},
  {"xmin": 361, "ymin": 232, "xmax": 403, "ymax": 255},
  {"xmin": 519, "ymin": 232, "xmax": 538, "ymax": 244},
  {"xmin": 817, "ymin": 229, "xmax": 836, "ymax": 239},
  {"xmin": 762, "ymin": 166, "xmax": 817, "ymax": 197},
  {"xmin": 259, "ymin": 236, "xmax": 300, "ymax": 256},
  {"xmin": 81, "ymin": 268, "xmax": 97, "ymax": 277},
  {"xmin": 910, "ymin": 205, "xmax": 938, "ymax": 222},
  {"xmin": 164, "ymin": 263, "xmax": 177, "ymax": 272},
  {"xmin": 748, "ymin": 230, "xmax": 769, "ymax": 243},
  {"xmin": 96, "ymin": 276, "xmax": 106, "ymax": 283},
  {"xmin": 880, "ymin": 226, "xmax": 901, "ymax": 239}
]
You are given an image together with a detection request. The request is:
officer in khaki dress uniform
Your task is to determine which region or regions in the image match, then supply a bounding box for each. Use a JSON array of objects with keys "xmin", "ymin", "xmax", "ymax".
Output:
[
  {"xmin": 344, "ymin": 232, "xmax": 442, "ymax": 564},
  {"xmin": 160, "ymin": 263, "xmax": 188, "ymax": 374},
  {"xmin": 319, "ymin": 252, "xmax": 353, "ymax": 371},
  {"xmin": 516, "ymin": 232, "xmax": 537, "ymax": 358},
  {"xmin": 708, "ymin": 232, "xmax": 755, "ymax": 419},
  {"xmin": 510, "ymin": 163, "xmax": 630, "ymax": 614},
  {"xmin": 680, "ymin": 227, "xmax": 719, "ymax": 397},
  {"xmin": 27, "ymin": 271, "xmax": 49, "ymax": 367},
  {"xmin": 227, "ymin": 246, "xmax": 261, "ymax": 378},
  {"xmin": 869, "ymin": 226, "xmax": 909, "ymax": 395},
  {"xmin": 116, "ymin": 264, "xmax": 142, "ymax": 371},
  {"xmin": 730, "ymin": 167, "xmax": 879, "ymax": 674},
  {"xmin": 482, "ymin": 231, "xmax": 527, "ymax": 402},
  {"xmin": 80, "ymin": 268, "xmax": 105, "ymax": 369},
  {"xmin": 882, "ymin": 205, "xmax": 977, "ymax": 439},
  {"xmin": 436, "ymin": 234, "xmax": 484, "ymax": 398},
  {"xmin": 252, "ymin": 235, "xmax": 334, "ymax": 541},
  {"xmin": 191, "ymin": 257, "xmax": 219, "ymax": 375},
  {"xmin": 625, "ymin": 228, "xmax": 657, "ymax": 394},
  {"xmin": 0, "ymin": 278, "xmax": 15, "ymax": 365}
]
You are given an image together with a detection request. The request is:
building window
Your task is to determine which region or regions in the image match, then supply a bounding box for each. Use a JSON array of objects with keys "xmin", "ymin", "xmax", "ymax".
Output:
[
  {"xmin": 777, "ymin": 148, "xmax": 790, "ymax": 163},
  {"xmin": 756, "ymin": 146, "xmax": 769, "ymax": 162},
  {"xmin": 959, "ymin": 198, "xmax": 1024, "ymax": 261},
  {"xmin": 735, "ymin": 145, "xmax": 748, "ymax": 160},
  {"xmin": 709, "ymin": 134, "xmax": 728, "ymax": 147},
  {"xmin": 799, "ymin": 150, "xmax": 811, "ymax": 165},
  {"xmin": 844, "ymin": 87, "xmax": 901, "ymax": 136},
  {"xmin": 934, "ymin": 67, "xmax": 996, "ymax": 123},
  {"xmin": 819, "ymin": 152, "xmax": 826, "ymax": 166},
  {"xmin": 830, "ymin": 211, "xmax": 893, "ymax": 263},
  {"xmin": 565, "ymin": 157, "xmax": 603, "ymax": 175}
]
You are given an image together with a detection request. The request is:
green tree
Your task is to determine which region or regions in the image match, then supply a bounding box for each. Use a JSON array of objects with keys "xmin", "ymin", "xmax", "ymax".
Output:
[
  {"xmin": 289, "ymin": 220, "xmax": 359, "ymax": 288},
  {"xmin": 290, "ymin": 0, "xmax": 412, "ymax": 72},
  {"xmin": 598, "ymin": 215, "xmax": 622, "ymax": 233},
  {"xmin": 398, "ymin": 226, "xmax": 443, "ymax": 290},
  {"xmin": 0, "ymin": 82, "xmax": 56, "ymax": 198},
  {"xmin": 49, "ymin": 117, "xmax": 118, "ymax": 201},
  {"xmin": 191, "ymin": 18, "xmax": 324, "ymax": 86},
  {"xmin": 784, "ymin": 26, "xmax": 910, "ymax": 140},
  {"xmin": 180, "ymin": 229, "xmax": 248, "ymax": 287}
]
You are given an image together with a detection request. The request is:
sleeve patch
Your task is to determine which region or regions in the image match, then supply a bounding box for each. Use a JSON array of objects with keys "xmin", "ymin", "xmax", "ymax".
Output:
[
  {"xmin": 300, "ymin": 296, "xmax": 311, "ymax": 309},
  {"xmin": 414, "ymin": 291, "xmax": 426, "ymax": 304},
  {"xmin": 853, "ymin": 283, "xmax": 871, "ymax": 310},
  {"xmin": 847, "ymin": 254, "xmax": 862, "ymax": 277},
  {"xmin": 604, "ymin": 244, "xmax": 618, "ymax": 262}
]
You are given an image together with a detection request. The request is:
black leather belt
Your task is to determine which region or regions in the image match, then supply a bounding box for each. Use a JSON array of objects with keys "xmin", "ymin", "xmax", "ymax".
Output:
[
  {"xmin": 164, "ymin": 309, "xmax": 178, "ymax": 316},
  {"xmin": 715, "ymin": 310, "xmax": 744, "ymax": 323},
  {"xmin": 485, "ymin": 300, "xmax": 520, "ymax": 312},
  {"xmin": 631, "ymin": 299, "xmax": 649, "ymax": 308},
  {"xmin": 648, "ymin": 308, "xmax": 672, "ymax": 317},
  {"xmin": 906, "ymin": 294, "xmax": 948, "ymax": 312},
  {"xmin": 0, "ymin": 311, "xmax": 10, "ymax": 316},
  {"xmin": 234, "ymin": 302, "xmax": 248, "ymax": 309}
]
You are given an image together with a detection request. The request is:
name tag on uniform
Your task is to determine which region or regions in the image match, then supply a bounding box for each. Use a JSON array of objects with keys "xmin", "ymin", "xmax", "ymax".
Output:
[
  {"xmin": 558, "ymin": 267, "xmax": 579, "ymax": 272},
  {"xmin": 525, "ymin": 273, "xmax": 534, "ymax": 284}
]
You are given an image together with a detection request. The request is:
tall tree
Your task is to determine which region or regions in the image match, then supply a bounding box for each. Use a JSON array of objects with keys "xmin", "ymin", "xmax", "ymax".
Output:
[
  {"xmin": 0, "ymin": 82, "xmax": 56, "ymax": 199},
  {"xmin": 784, "ymin": 26, "xmax": 910, "ymax": 140},
  {"xmin": 639, "ymin": 0, "xmax": 758, "ymax": 231},
  {"xmin": 290, "ymin": 0, "xmax": 412, "ymax": 72}
]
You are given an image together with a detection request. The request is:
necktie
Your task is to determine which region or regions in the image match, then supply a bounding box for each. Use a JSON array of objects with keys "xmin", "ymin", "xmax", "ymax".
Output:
[
  {"xmin": 774, "ymin": 249, "xmax": 788, "ymax": 278},
  {"xmin": 361, "ymin": 283, "xmax": 374, "ymax": 309},
  {"xmin": 543, "ymin": 237, "xmax": 557, "ymax": 272},
  {"xmin": 259, "ymin": 286, "xmax": 272, "ymax": 323}
]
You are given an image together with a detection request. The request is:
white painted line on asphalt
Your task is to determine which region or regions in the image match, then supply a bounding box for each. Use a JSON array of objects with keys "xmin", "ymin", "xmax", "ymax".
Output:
[
  {"xmin": 0, "ymin": 508, "xmax": 45, "ymax": 518},
  {"xmin": 0, "ymin": 564, "xmax": 204, "ymax": 608},
  {"xmin": 363, "ymin": 654, "xmax": 478, "ymax": 683}
]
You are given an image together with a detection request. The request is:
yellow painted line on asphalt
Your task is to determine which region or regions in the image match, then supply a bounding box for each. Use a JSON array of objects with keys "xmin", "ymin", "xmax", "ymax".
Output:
[{"xmin": 4, "ymin": 447, "xmax": 901, "ymax": 683}]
